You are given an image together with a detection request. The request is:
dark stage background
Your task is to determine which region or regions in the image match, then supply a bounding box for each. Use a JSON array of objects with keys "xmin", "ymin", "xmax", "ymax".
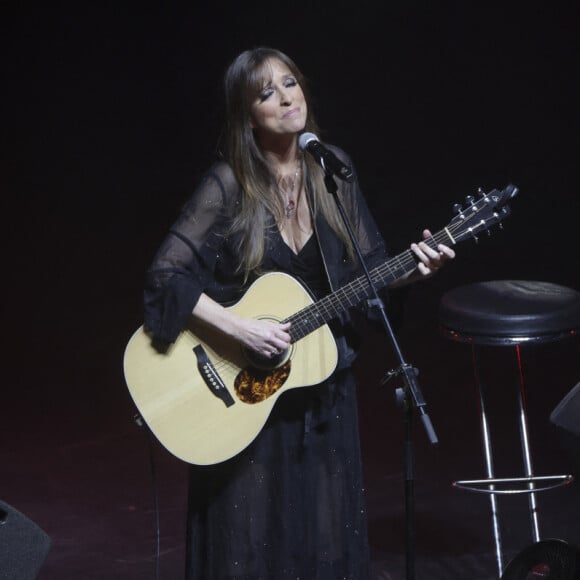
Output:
[{"xmin": 3, "ymin": 2, "xmax": 580, "ymax": 579}]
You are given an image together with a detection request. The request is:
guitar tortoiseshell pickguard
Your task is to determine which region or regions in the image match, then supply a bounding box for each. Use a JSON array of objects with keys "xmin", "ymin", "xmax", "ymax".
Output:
[{"xmin": 234, "ymin": 361, "xmax": 291, "ymax": 403}]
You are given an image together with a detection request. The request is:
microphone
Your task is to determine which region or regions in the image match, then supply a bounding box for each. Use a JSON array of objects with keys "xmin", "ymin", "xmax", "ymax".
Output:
[{"xmin": 298, "ymin": 132, "xmax": 353, "ymax": 182}]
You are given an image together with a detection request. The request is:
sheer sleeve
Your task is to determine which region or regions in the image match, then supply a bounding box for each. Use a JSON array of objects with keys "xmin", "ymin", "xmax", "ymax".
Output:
[{"xmin": 143, "ymin": 162, "xmax": 241, "ymax": 344}]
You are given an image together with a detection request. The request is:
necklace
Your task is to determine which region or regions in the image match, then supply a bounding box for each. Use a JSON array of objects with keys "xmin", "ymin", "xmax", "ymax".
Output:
[{"xmin": 279, "ymin": 162, "xmax": 301, "ymax": 219}]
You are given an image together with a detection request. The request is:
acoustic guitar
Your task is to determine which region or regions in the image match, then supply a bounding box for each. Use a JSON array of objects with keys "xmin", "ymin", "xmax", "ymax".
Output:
[{"xmin": 123, "ymin": 184, "xmax": 518, "ymax": 465}]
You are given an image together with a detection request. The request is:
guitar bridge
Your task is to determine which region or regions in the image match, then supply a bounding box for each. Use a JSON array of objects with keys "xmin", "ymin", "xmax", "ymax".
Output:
[{"xmin": 193, "ymin": 345, "xmax": 235, "ymax": 407}]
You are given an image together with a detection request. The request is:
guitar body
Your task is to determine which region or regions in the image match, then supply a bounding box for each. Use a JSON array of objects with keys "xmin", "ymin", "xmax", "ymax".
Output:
[{"xmin": 123, "ymin": 272, "xmax": 338, "ymax": 465}]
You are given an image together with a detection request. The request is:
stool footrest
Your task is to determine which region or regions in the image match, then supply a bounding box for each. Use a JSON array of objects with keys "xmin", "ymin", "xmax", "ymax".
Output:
[{"xmin": 453, "ymin": 474, "xmax": 574, "ymax": 495}]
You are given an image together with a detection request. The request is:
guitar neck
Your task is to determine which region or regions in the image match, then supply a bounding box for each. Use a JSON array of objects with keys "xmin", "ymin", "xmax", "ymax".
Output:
[{"xmin": 285, "ymin": 229, "xmax": 451, "ymax": 342}]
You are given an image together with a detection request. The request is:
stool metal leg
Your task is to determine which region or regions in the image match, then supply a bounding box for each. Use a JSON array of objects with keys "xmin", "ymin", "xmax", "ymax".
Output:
[
  {"xmin": 514, "ymin": 345, "xmax": 541, "ymax": 543},
  {"xmin": 473, "ymin": 346, "xmax": 505, "ymax": 578},
  {"xmin": 453, "ymin": 344, "xmax": 572, "ymax": 579}
]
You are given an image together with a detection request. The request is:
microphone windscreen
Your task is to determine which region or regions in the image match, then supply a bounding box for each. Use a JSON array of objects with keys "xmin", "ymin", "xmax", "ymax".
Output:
[{"xmin": 298, "ymin": 132, "xmax": 318, "ymax": 151}]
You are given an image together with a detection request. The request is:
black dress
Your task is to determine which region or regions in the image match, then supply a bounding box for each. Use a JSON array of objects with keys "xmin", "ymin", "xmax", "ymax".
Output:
[{"xmin": 144, "ymin": 153, "xmax": 389, "ymax": 579}]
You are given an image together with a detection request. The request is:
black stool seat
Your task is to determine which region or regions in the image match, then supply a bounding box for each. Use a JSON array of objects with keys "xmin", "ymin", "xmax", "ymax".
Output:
[{"xmin": 439, "ymin": 280, "xmax": 580, "ymax": 345}]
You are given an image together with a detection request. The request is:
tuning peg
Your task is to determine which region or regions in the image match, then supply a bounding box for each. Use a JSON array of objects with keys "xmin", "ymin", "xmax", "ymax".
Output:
[
  {"xmin": 453, "ymin": 203, "xmax": 463, "ymax": 214},
  {"xmin": 465, "ymin": 195, "xmax": 475, "ymax": 205},
  {"xmin": 478, "ymin": 187, "xmax": 486, "ymax": 197}
]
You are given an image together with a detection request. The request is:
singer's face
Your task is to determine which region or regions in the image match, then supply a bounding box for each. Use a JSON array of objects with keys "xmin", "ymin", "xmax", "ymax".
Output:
[{"xmin": 249, "ymin": 58, "xmax": 307, "ymax": 141}]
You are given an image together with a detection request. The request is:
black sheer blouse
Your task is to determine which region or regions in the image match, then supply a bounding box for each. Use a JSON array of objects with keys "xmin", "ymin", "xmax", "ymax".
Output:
[{"xmin": 144, "ymin": 148, "xmax": 389, "ymax": 350}]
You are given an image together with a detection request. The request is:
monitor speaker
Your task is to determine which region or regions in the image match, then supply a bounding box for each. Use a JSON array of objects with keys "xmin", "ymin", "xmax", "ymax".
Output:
[
  {"xmin": 0, "ymin": 500, "xmax": 51, "ymax": 580},
  {"xmin": 550, "ymin": 382, "xmax": 580, "ymax": 474},
  {"xmin": 551, "ymin": 382, "xmax": 580, "ymax": 438},
  {"xmin": 501, "ymin": 539, "xmax": 579, "ymax": 580}
]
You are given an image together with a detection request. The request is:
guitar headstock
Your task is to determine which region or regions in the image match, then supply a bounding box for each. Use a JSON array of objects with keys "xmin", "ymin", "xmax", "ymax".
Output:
[{"xmin": 447, "ymin": 184, "xmax": 519, "ymax": 243}]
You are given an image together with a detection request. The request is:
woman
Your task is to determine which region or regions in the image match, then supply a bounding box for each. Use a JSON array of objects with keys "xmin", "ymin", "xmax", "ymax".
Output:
[{"xmin": 144, "ymin": 47, "xmax": 454, "ymax": 580}]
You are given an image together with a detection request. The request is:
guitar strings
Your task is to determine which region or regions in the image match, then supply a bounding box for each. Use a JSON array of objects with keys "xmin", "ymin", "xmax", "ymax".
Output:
[
  {"xmin": 286, "ymin": 202, "xmax": 494, "ymax": 342},
  {"xmin": 286, "ymin": 229, "xmax": 446, "ymax": 340}
]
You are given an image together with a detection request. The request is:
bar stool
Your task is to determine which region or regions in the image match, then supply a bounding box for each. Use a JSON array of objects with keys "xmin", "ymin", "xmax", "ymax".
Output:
[{"xmin": 438, "ymin": 280, "xmax": 580, "ymax": 578}]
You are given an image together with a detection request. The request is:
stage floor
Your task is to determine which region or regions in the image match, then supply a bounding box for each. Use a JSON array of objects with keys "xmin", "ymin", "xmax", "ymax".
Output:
[{"xmin": 3, "ymin": 280, "xmax": 579, "ymax": 580}]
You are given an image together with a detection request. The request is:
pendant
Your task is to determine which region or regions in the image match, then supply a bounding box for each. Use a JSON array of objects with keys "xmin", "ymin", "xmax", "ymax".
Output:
[{"xmin": 285, "ymin": 199, "xmax": 295, "ymax": 219}]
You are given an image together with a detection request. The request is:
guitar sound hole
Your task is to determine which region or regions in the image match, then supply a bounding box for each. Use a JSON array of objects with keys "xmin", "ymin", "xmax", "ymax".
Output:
[{"xmin": 244, "ymin": 348, "xmax": 287, "ymax": 370}]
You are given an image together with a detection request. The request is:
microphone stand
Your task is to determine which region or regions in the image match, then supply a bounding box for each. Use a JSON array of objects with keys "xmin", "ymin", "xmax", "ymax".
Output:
[{"xmin": 322, "ymin": 172, "xmax": 438, "ymax": 580}]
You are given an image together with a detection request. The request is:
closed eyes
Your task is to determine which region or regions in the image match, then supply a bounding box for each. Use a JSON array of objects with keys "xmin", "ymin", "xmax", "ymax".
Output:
[{"xmin": 258, "ymin": 77, "xmax": 298, "ymax": 102}]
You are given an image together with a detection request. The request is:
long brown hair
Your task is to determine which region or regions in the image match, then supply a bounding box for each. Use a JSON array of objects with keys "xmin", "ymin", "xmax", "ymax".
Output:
[{"xmin": 222, "ymin": 47, "xmax": 354, "ymax": 278}]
